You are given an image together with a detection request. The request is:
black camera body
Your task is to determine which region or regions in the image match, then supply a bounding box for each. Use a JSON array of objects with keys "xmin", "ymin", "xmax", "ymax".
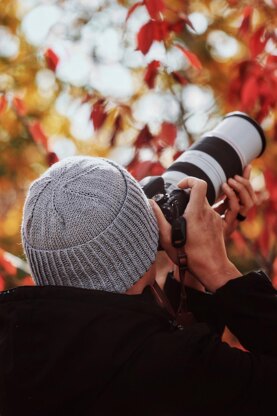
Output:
[
  {"xmin": 141, "ymin": 175, "xmax": 189, "ymax": 224},
  {"xmin": 141, "ymin": 175, "xmax": 189, "ymax": 248}
]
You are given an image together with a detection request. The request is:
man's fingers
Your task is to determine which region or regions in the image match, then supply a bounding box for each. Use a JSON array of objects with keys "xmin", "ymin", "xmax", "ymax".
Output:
[
  {"xmin": 242, "ymin": 164, "xmax": 251, "ymax": 180},
  {"xmin": 222, "ymin": 183, "xmax": 240, "ymax": 211},
  {"xmin": 177, "ymin": 177, "xmax": 208, "ymax": 214},
  {"xmin": 233, "ymin": 175, "xmax": 258, "ymax": 204},
  {"xmin": 221, "ymin": 183, "xmax": 240, "ymax": 221},
  {"xmin": 228, "ymin": 178, "xmax": 257, "ymax": 212}
]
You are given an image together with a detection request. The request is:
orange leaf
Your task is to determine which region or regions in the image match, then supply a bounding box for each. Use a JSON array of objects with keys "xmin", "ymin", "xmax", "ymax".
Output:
[
  {"xmin": 44, "ymin": 48, "xmax": 59, "ymax": 71},
  {"xmin": 174, "ymin": 44, "xmax": 202, "ymax": 69},
  {"xmin": 12, "ymin": 97, "xmax": 27, "ymax": 116},
  {"xmin": 144, "ymin": 0, "xmax": 165, "ymax": 20},
  {"xmin": 144, "ymin": 60, "xmax": 160, "ymax": 88},
  {"xmin": 0, "ymin": 95, "xmax": 7, "ymax": 114},
  {"xmin": 28, "ymin": 122, "xmax": 49, "ymax": 150},
  {"xmin": 126, "ymin": 1, "xmax": 144, "ymax": 21},
  {"xmin": 17, "ymin": 276, "xmax": 35, "ymax": 287}
]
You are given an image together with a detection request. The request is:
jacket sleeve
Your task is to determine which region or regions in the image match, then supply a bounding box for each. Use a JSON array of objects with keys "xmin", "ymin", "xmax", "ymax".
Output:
[{"xmin": 214, "ymin": 270, "xmax": 277, "ymax": 356}]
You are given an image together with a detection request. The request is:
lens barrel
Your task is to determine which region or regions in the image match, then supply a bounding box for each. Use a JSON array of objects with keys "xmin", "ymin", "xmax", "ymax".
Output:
[{"xmin": 162, "ymin": 112, "xmax": 266, "ymax": 204}]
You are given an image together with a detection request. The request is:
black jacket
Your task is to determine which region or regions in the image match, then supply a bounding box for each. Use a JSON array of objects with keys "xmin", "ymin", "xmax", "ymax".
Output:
[{"xmin": 0, "ymin": 271, "xmax": 276, "ymax": 416}]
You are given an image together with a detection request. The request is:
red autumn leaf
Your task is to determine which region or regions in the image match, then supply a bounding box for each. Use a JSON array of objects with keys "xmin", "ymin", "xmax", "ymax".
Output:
[
  {"xmin": 169, "ymin": 21, "xmax": 184, "ymax": 34},
  {"xmin": 266, "ymin": 54, "xmax": 277, "ymax": 67},
  {"xmin": 0, "ymin": 275, "xmax": 4, "ymax": 292},
  {"xmin": 144, "ymin": 0, "xmax": 165, "ymax": 20},
  {"xmin": 179, "ymin": 13, "xmax": 195, "ymax": 32},
  {"xmin": 128, "ymin": 159, "xmax": 153, "ymax": 181},
  {"xmin": 241, "ymin": 76, "xmax": 258, "ymax": 110},
  {"xmin": 144, "ymin": 60, "xmax": 160, "ymax": 88},
  {"xmin": 149, "ymin": 161, "xmax": 165, "ymax": 176},
  {"xmin": 173, "ymin": 150, "xmax": 183, "ymax": 160},
  {"xmin": 239, "ymin": 6, "xmax": 253, "ymax": 36},
  {"xmin": 172, "ymin": 71, "xmax": 188, "ymax": 85},
  {"xmin": 44, "ymin": 48, "xmax": 59, "ymax": 71},
  {"xmin": 137, "ymin": 21, "xmax": 168, "ymax": 54},
  {"xmin": 12, "ymin": 97, "xmax": 27, "ymax": 116},
  {"xmin": 135, "ymin": 125, "xmax": 153, "ymax": 148},
  {"xmin": 47, "ymin": 151, "xmax": 59, "ymax": 166},
  {"xmin": 0, "ymin": 249, "xmax": 17, "ymax": 276},
  {"xmin": 0, "ymin": 95, "xmax": 7, "ymax": 114},
  {"xmin": 137, "ymin": 22, "xmax": 154, "ymax": 54},
  {"xmin": 157, "ymin": 122, "xmax": 177, "ymax": 146},
  {"xmin": 249, "ymin": 26, "xmax": 269, "ymax": 58},
  {"xmin": 174, "ymin": 44, "xmax": 202, "ymax": 69},
  {"xmin": 126, "ymin": 1, "xmax": 144, "ymax": 21},
  {"xmin": 157, "ymin": 21, "xmax": 168, "ymax": 40},
  {"xmin": 128, "ymin": 158, "xmax": 165, "ymax": 181},
  {"xmin": 91, "ymin": 99, "xmax": 107, "ymax": 130},
  {"xmin": 28, "ymin": 121, "xmax": 48, "ymax": 150}
]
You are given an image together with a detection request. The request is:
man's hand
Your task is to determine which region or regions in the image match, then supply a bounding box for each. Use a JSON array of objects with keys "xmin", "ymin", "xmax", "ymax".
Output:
[
  {"xmin": 213, "ymin": 165, "xmax": 257, "ymax": 240},
  {"xmin": 151, "ymin": 177, "xmax": 242, "ymax": 293}
]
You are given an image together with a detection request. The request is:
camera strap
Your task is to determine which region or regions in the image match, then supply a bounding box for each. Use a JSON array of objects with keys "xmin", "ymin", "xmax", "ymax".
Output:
[
  {"xmin": 172, "ymin": 215, "xmax": 194, "ymax": 326},
  {"xmin": 150, "ymin": 281, "xmax": 177, "ymax": 320},
  {"xmin": 151, "ymin": 214, "xmax": 194, "ymax": 327},
  {"xmin": 176, "ymin": 249, "xmax": 195, "ymax": 326},
  {"xmin": 150, "ymin": 250, "xmax": 194, "ymax": 328}
]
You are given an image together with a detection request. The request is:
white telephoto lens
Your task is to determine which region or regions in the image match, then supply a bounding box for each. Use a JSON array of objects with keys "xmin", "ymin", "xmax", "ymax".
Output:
[{"xmin": 162, "ymin": 111, "xmax": 266, "ymax": 204}]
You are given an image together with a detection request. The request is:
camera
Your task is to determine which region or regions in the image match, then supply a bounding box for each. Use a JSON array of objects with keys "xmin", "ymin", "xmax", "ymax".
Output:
[{"xmin": 140, "ymin": 111, "xmax": 266, "ymax": 245}]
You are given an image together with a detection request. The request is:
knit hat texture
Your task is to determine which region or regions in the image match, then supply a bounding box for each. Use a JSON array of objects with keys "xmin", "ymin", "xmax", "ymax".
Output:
[{"xmin": 21, "ymin": 156, "xmax": 159, "ymax": 293}]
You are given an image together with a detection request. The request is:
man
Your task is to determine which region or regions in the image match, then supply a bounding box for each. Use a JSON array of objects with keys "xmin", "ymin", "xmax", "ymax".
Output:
[{"xmin": 0, "ymin": 156, "xmax": 276, "ymax": 416}]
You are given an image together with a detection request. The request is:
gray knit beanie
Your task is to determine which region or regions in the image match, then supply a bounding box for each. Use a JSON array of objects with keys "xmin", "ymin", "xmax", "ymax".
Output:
[{"xmin": 21, "ymin": 156, "xmax": 159, "ymax": 293}]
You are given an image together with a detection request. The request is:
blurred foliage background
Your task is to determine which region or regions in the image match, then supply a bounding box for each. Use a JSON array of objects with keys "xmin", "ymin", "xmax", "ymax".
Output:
[{"xmin": 0, "ymin": 0, "xmax": 277, "ymax": 290}]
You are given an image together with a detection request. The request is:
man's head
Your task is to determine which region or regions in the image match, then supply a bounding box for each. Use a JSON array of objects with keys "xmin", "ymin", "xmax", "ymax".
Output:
[{"xmin": 21, "ymin": 156, "xmax": 159, "ymax": 293}]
